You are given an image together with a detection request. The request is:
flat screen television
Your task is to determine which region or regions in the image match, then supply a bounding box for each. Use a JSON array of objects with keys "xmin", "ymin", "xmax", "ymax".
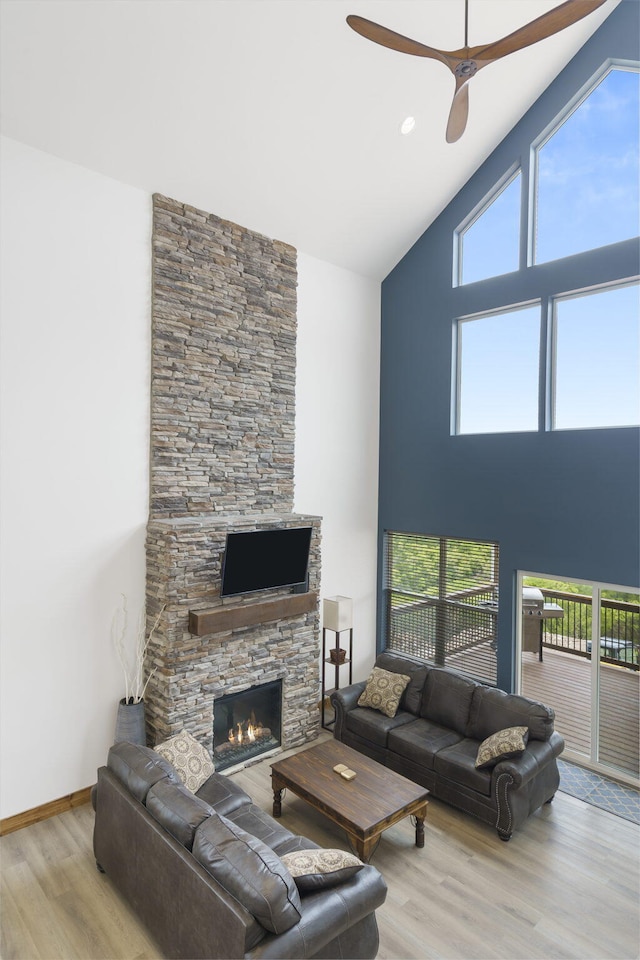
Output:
[{"xmin": 220, "ymin": 526, "xmax": 312, "ymax": 597}]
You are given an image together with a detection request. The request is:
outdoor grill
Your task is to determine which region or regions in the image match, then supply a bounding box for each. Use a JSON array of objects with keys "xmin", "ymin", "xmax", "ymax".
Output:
[
  {"xmin": 522, "ymin": 586, "xmax": 544, "ymax": 615},
  {"xmin": 522, "ymin": 586, "xmax": 563, "ymax": 660}
]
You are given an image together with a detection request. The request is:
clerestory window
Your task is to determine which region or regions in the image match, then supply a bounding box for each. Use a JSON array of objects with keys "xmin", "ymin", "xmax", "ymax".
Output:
[
  {"xmin": 456, "ymin": 170, "xmax": 521, "ymax": 286},
  {"xmin": 455, "ymin": 304, "xmax": 540, "ymax": 435},
  {"xmin": 534, "ymin": 66, "xmax": 640, "ymax": 264},
  {"xmin": 452, "ymin": 61, "xmax": 639, "ymax": 437},
  {"xmin": 551, "ymin": 281, "xmax": 640, "ymax": 431}
]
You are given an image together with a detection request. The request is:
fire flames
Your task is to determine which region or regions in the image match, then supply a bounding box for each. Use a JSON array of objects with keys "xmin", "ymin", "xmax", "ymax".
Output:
[{"xmin": 228, "ymin": 719, "xmax": 263, "ymax": 745}]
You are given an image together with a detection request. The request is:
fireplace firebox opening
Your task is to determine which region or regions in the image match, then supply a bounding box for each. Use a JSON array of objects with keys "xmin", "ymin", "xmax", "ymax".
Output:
[{"xmin": 213, "ymin": 679, "xmax": 282, "ymax": 771}]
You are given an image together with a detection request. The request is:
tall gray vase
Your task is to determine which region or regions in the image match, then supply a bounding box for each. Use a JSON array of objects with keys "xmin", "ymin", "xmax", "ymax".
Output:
[{"xmin": 114, "ymin": 697, "xmax": 146, "ymax": 745}]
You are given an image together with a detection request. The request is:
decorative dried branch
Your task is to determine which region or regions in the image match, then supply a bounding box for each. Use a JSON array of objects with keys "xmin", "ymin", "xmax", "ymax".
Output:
[
  {"xmin": 112, "ymin": 595, "xmax": 164, "ymax": 703},
  {"xmin": 112, "ymin": 594, "xmax": 133, "ymax": 704}
]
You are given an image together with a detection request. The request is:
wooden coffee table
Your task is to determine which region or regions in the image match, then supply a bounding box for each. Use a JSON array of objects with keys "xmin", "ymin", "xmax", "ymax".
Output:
[{"xmin": 271, "ymin": 739, "xmax": 429, "ymax": 862}]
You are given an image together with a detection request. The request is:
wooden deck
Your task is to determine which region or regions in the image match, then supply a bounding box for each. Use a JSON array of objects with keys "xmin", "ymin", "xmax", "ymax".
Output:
[{"xmin": 521, "ymin": 647, "xmax": 640, "ymax": 779}]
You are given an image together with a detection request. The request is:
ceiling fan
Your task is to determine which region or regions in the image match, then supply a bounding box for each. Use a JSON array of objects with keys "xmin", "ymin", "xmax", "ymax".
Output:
[{"xmin": 347, "ymin": 0, "xmax": 608, "ymax": 143}]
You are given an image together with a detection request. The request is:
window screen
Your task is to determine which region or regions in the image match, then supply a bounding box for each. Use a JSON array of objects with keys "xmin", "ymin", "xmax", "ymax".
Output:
[{"xmin": 383, "ymin": 532, "xmax": 499, "ymax": 685}]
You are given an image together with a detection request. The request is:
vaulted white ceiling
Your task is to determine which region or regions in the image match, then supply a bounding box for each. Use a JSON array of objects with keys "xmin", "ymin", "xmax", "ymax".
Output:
[{"xmin": 0, "ymin": 0, "xmax": 619, "ymax": 279}]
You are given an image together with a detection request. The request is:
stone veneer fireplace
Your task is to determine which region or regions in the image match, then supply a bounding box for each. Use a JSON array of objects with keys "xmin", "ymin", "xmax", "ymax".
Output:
[{"xmin": 144, "ymin": 195, "xmax": 321, "ymax": 762}]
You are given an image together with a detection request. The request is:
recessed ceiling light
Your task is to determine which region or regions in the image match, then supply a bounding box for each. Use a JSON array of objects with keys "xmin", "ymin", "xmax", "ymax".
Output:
[{"xmin": 400, "ymin": 116, "xmax": 416, "ymax": 136}]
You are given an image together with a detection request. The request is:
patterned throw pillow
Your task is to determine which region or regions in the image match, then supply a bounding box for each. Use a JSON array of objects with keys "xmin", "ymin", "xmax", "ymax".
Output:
[
  {"xmin": 357, "ymin": 666, "xmax": 411, "ymax": 718},
  {"xmin": 280, "ymin": 848, "xmax": 364, "ymax": 892},
  {"xmin": 155, "ymin": 730, "xmax": 214, "ymax": 792},
  {"xmin": 475, "ymin": 726, "xmax": 530, "ymax": 770}
]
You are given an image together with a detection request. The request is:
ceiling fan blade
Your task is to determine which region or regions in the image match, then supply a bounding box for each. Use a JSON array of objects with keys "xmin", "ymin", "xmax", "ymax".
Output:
[
  {"xmin": 472, "ymin": 0, "xmax": 609, "ymax": 62},
  {"xmin": 446, "ymin": 80, "xmax": 470, "ymax": 144},
  {"xmin": 346, "ymin": 15, "xmax": 453, "ymax": 69}
]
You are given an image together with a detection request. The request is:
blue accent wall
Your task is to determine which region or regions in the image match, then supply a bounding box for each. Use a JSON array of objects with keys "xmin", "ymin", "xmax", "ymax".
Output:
[{"xmin": 378, "ymin": 2, "xmax": 640, "ymax": 691}]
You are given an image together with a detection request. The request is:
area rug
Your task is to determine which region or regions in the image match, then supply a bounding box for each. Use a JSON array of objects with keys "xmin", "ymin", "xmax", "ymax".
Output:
[{"xmin": 557, "ymin": 758, "xmax": 640, "ymax": 825}]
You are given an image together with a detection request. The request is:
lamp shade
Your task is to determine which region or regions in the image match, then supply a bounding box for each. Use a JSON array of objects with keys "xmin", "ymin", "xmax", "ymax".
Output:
[{"xmin": 323, "ymin": 596, "xmax": 353, "ymax": 632}]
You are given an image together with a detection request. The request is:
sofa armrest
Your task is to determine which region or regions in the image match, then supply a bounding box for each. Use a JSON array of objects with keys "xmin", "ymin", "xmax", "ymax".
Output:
[
  {"xmin": 246, "ymin": 865, "xmax": 387, "ymax": 959},
  {"xmin": 492, "ymin": 732, "xmax": 565, "ymax": 788},
  {"xmin": 330, "ymin": 682, "xmax": 366, "ymax": 740}
]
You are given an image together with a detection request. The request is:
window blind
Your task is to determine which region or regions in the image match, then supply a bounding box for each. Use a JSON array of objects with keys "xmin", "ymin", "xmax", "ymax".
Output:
[{"xmin": 383, "ymin": 532, "xmax": 499, "ymax": 685}]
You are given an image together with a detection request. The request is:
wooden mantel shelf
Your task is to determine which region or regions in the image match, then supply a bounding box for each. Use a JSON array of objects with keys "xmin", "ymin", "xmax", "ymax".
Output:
[{"xmin": 189, "ymin": 592, "xmax": 318, "ymax": 637}]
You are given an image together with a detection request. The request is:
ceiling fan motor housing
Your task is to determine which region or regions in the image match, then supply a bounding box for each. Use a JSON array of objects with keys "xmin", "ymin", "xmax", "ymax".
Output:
[{"xmin": 455, "ymin": 60, "xmax": 478, "ymax": 78}]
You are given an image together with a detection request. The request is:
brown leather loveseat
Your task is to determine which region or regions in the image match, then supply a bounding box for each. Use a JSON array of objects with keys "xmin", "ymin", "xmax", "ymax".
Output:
[
  {"xmin": 331, "ymin": 651, "xmax": 564, "ymax": 841},
  {"xmin": 93, "ymin": 741, "xmax": 387, "ymax": 959}
]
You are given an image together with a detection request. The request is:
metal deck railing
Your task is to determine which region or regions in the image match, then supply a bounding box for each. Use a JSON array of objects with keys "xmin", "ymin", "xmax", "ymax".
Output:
[
  {"xmin": 385, "ymin": 585, "xmax": 639, "ymax": 677},
  {"xmin": 538, "ymin": 589, "xmax": 639, "ymax": 671}
]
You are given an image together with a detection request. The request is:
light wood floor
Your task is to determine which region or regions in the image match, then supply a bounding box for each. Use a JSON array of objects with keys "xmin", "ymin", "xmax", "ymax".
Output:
[{"xmin": 2, "ymin": 738, "xmax": 639, "ymax": 960}]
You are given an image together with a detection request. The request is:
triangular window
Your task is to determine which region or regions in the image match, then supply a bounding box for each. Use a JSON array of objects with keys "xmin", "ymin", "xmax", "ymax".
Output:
[
  {"xmin": 534, "ymin": 66, "xmax": 639, "ymax": 264},
  {"xmin": 456, "ymin": 170, "xmax": 521, "ymax": 286}
]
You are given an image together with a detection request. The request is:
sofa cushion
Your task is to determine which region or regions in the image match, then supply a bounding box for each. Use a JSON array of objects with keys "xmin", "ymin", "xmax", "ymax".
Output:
[
  {"xmin": 433, "ymin": 739, "xmax": 493, "ymax": 796},
  {"xmin": 420, "ymin": 668, "xmax": 477, "ymax": 736},
  {"xmin": 358, "ymin": 666, "xmax": 411, "ymax": 718},
  {"xmin": 193, "ymin": 814, "xmax": 302, "ymax": 934},
  {"xmin": 280, "ymin": 848, "xmax": 364, "ymax": 893},
  {"xmin": 346, "ymin": 706, "xmax": 416, "ymax": 748},
  {"xmin": 146, "ymin": 779, "xmax": 214, "ymax": 850},
  {"xmin": 475, "ymin": 726, "xmax": 529, "ymax": 770},
  {"xmin": 272, "ymin": 835, "xmax": 321, "ymax": 856},
  {"xmin": 375, "ymin": 652, "xmax": 430, "ymax": 715},
  {"xmin": 468, "ymin": 685, "xmax": 555, "ymax": 742},
  {"xmin": 107, "ymin": 742, "xmax": 182, "ymax": 803},
  {"xmin": 195, "ymin": 772, "xmax": 252, "ymax": 816},
  {"xmin": 155, "ymin": 730, "xmax": 215, "ymax": 792},
  {"xmin": 387, "ymin": 718, "xmax": 464, "ymax": 769},
  {"xmin": 226, "ymin": 802, "xmax": 299, "ymax": 852}
]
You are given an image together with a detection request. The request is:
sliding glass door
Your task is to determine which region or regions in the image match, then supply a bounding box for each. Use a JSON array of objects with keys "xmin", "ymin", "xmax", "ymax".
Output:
[{"xmin": 519, "ymin": 574, "xmax": 639, "ymax": 781}]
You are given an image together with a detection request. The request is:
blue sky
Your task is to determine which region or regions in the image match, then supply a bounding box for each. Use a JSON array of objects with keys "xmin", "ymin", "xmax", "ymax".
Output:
[
  {"xmin": 555, "ymin": 284, "xmax": 640, "ymax": 430},
  {"xmin": 458, "ymin": 305, "xmax": 539, "ymax": 434},
  {"xmin": 461, "ymin": 174, "xmax": 520, "ymax": 285}
]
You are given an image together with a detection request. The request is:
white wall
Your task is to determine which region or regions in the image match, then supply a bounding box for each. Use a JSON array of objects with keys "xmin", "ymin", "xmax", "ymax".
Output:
[
  {"xmin": 295, "ymin": 253, "xmax": 381, "ymax": 681},
  {"xmin": 0, "ymin": 138, "xmax": 381, "ymax": 818},
  {"xmin": 0, "ymin": 138, "xmax": 151, "ymax": 819}
]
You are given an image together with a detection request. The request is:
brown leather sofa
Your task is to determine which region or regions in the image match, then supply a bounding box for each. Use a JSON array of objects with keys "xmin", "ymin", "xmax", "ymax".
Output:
[
  {"xmin": 93, "ymin": 741, "xmax": 387, "ymax": 959},
  {"xmin": 331, "ymin": 651, "xmax": 564, "ymax": 841}
]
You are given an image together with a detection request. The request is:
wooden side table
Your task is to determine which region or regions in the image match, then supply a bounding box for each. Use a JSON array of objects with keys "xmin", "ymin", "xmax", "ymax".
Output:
[{"xmin": 321, "ymin": 625, "xmax": 353, "ymax": 729}]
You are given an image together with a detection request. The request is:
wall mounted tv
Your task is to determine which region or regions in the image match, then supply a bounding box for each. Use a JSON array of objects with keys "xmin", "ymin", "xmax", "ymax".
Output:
[{"xmin": 220, "ymin": 526, "xmax": 312, "ymax": 598}]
